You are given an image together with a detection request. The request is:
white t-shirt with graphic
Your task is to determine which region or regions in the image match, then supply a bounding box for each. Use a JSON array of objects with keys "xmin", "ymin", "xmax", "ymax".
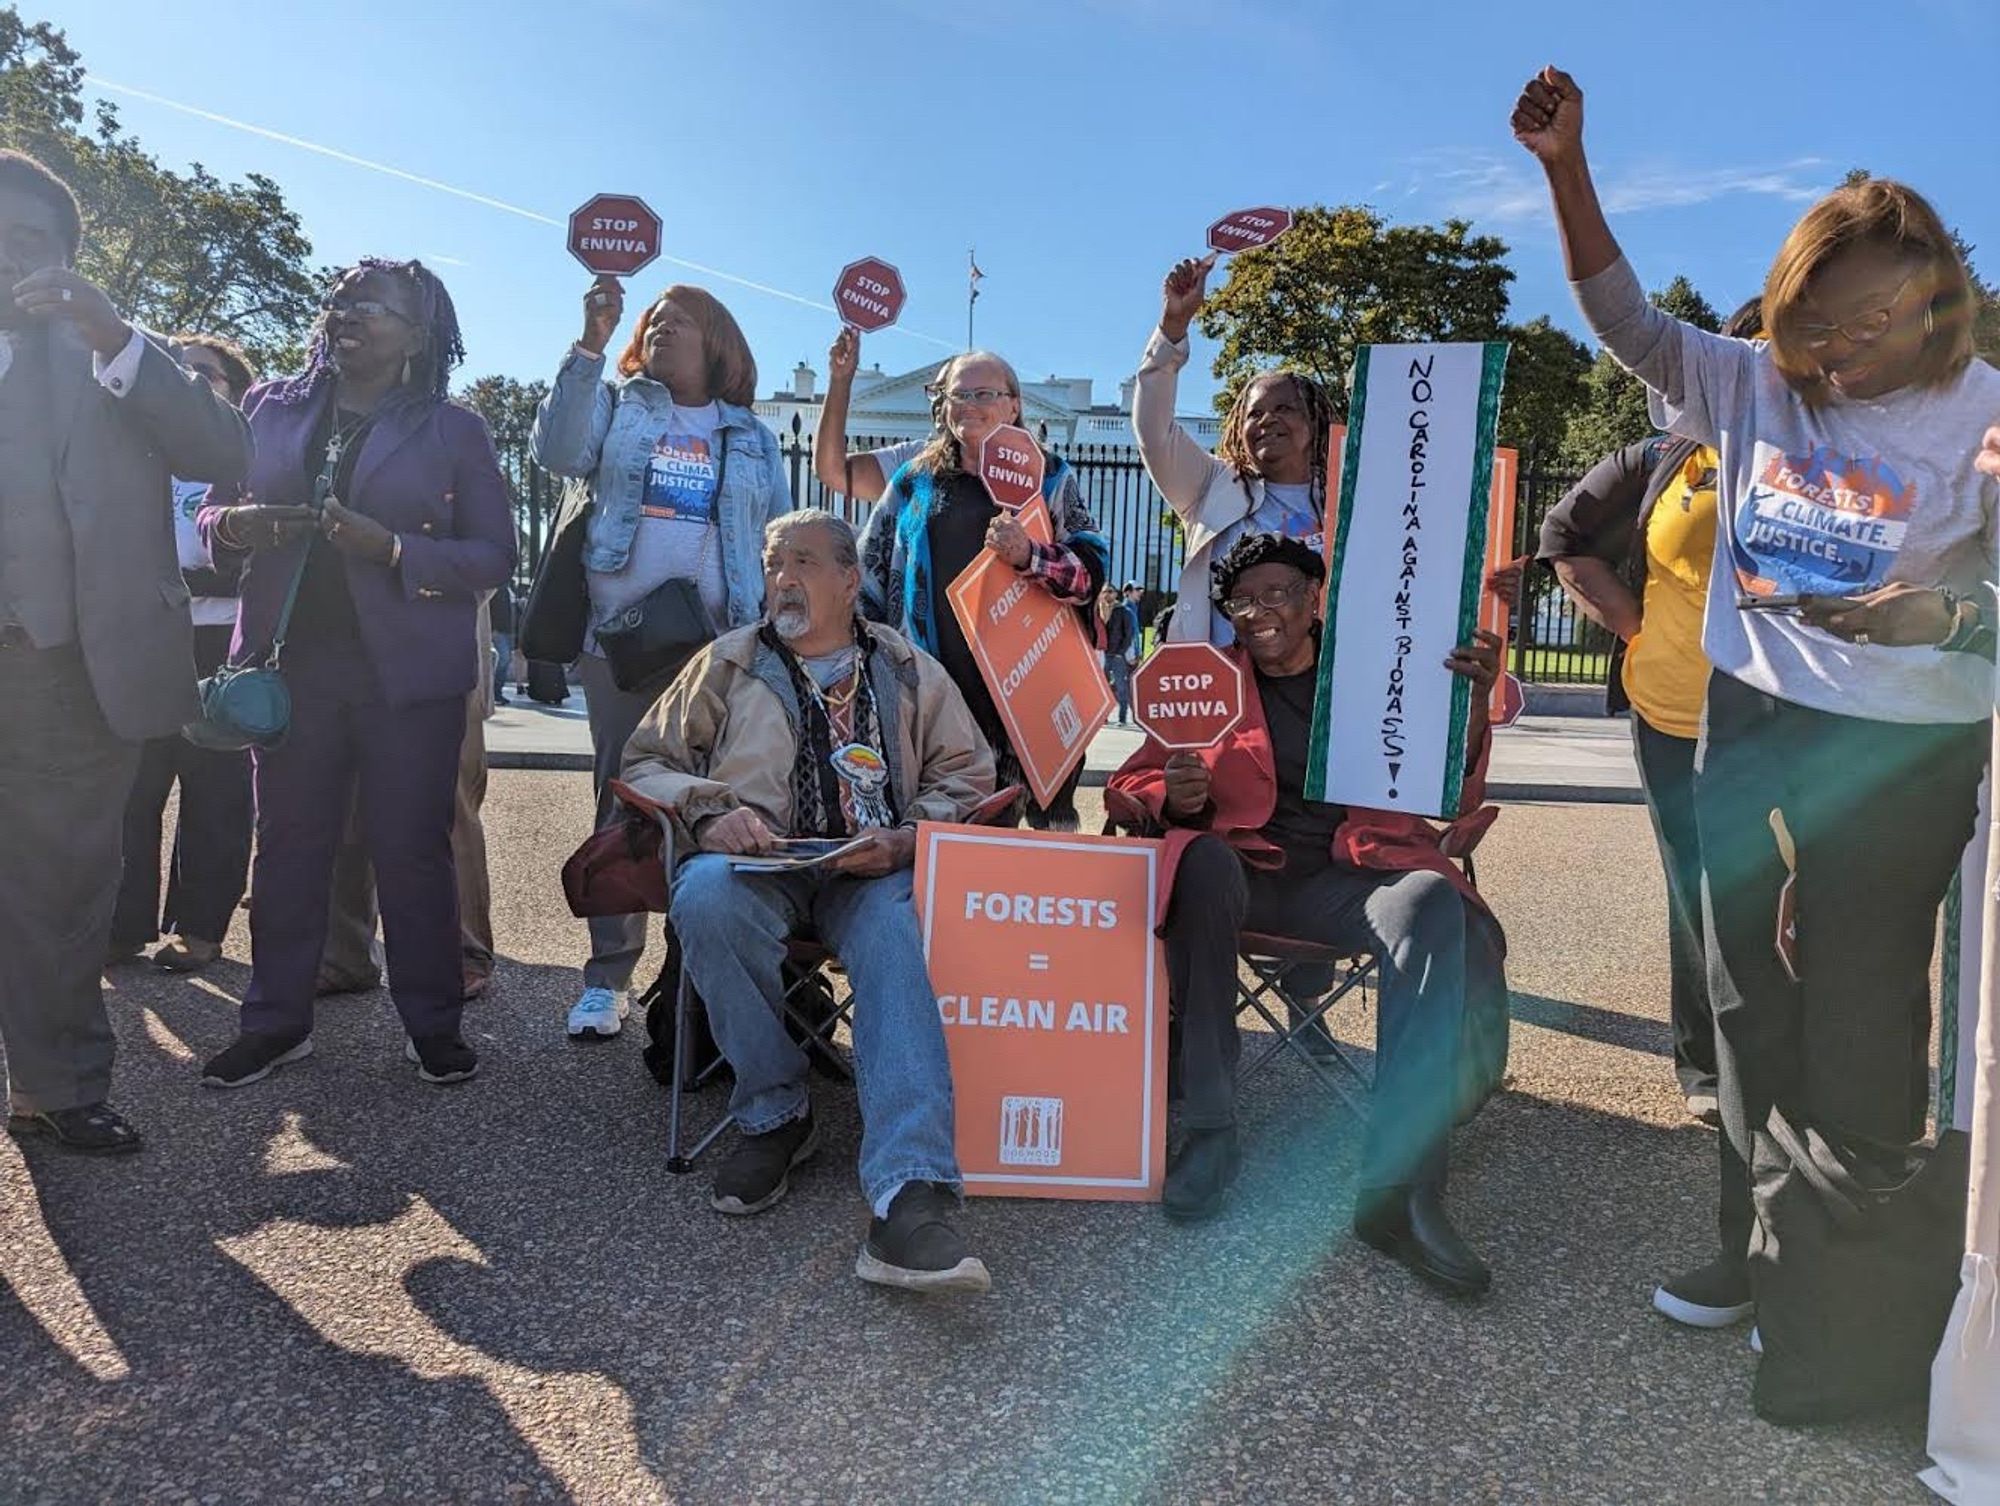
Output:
[
  {"xmin": 586, "ymin": 401, "xmax": 726, "ymax": 651},
  {"xmin": 173, "ymin": 478, "xmax": 236, "ymax": 628},
  {"xmin": 1205, "ymin": 479, "xmax": 1322, "ymax": 645},
  {"xmin": 1577, "ymin": 256, "xmax": 2000, "ymax": 725}
]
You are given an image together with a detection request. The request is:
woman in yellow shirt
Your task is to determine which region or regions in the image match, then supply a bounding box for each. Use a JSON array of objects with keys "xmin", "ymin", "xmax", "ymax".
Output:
[{"xmin": 1537, "ymin": 300, "xmax": 1761, "ymax": 1128}]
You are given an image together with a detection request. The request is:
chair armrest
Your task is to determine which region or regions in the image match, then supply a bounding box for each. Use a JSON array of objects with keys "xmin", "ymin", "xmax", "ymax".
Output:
[{"xmin": 966, "ymin": 784, "xmax": 1025, "ymax": 828}]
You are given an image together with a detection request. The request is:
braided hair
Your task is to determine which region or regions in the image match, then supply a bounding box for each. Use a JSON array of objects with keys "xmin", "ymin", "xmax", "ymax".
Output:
[
  {"xmin": 1214, "ymin": 370, "xmax": 1337, "ymax": 518},
  {"xmin": 1210, "ymin": 530, "xmax": 1325, "ymax": 604},
  {"xmin": 265, "ymin": 257, "xmax": 466, "ymax": 409}
]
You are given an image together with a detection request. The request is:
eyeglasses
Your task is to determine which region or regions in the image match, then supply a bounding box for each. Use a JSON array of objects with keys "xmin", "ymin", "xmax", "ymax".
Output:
[
  {"xmin": 1796, "ymin": 274, "xmax": 1917, "ymax": 349},
  {"xmin": 321, "ymin": 296, "xmax": 412, "ymax": 325},
  {"xmin": 1219, "ymin": 580, "xmax": 1313, "ymax": 618},
  {"xmin": 927, "ymin": 385, "xmax": 1013, "ymax": 407}
]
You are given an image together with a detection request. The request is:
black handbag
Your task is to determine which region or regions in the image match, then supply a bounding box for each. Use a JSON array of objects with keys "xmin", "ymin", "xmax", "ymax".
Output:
[
  {"xmin": 595, "ymin": 576, "xmax": 714, "ymax": 693},
  {"xmin": 519, "ymin": 474, "xmax": 595, "ymax": 664},
  {"xmin": 1748, "ymin": 1112, "xmax": 1969, "ymax": 1425}
]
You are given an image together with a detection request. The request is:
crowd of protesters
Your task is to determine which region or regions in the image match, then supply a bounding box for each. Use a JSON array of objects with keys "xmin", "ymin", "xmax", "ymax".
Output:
[{"xmin": 1, "ymin": 56, "xmax": 1997, "ymax": 1410}]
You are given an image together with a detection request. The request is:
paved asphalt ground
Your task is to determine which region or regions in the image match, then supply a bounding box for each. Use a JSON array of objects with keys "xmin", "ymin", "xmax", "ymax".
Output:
[{"xmin": 1, "ymin": 778, "xmax": 1940, "ymax": 1504}]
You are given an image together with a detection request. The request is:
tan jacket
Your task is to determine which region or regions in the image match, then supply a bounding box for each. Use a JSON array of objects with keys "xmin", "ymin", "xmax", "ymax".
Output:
[{"xmin": 620, "ymin": 620, "xmax": 996, "ymax": 865}]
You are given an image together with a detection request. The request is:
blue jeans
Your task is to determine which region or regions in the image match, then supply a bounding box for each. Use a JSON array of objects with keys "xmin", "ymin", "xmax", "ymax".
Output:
[
  {"xmin": 1103, "ymin": 653, "xmax": 1133, "ymax": 723},
  {"xmin": 491, "ymin": 632, "xmax": 513, "ymax": 699},
  {"xmin": 668, "ymin": 855, "xmax": 961, "ymax": 1206}
]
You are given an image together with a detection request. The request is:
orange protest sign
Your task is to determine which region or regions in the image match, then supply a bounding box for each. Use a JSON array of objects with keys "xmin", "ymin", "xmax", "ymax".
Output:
[
  {"xmin": 1482, "ymin": 448, "xmax": 1523, "ymax": 727},
  {"xmin": 945, "ymin": 524, "xmax": 1111, "ymax": 810},
  {"xmin": 915, "ymin": 823, "xmax": 1167, "ymax": 1200}
]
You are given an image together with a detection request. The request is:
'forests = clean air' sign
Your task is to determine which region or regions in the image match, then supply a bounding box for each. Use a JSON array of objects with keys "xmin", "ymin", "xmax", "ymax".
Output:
[
  {"xmin": 1308, "ymin": 340, "xmax": 1510, "ymax": 819},
  {"xmin": 567, "ymin": 194, "xmax": 663, "ymax": 278},
  {"xmin": 916, "ymin": 823, "xmax": 1167, "ymax": 1200},
  {"xmin": 978, "ymin": 424, "xmax": 1044, "ymax": 511},
  {"xmin": 1207, "ymin": 207, "xmax": 1293, "ymax": 255},
  {"xmin": 832, "ymin": 256, "xmax": 906, "ymax": 333},
  {"xmin": 1132, "ymin": 642, "xmax": 1243, "ymax": 750}
]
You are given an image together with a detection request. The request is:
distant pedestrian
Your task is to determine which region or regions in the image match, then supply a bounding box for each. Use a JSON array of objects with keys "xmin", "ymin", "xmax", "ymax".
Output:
[
  {"xmin": 198, "ymin": 257, "xmax": 513, "ymax": 1090},
  {"xmin": 489, "ymin": 583, "xmax": 517, "ymax": 705},
  {"xmin": 0, "ymin": 151, "xmax": 250, "ymax": 1154},
  {"xmin": 1094, "ymin": 585, "xmax": 1135, "ymax": 724},
  {"xmin": 110, "ymin": 333, "xmax": 259, "ymax": 976},
  {"xmin": 530, "ymin": 275, "xmax": 793, "ymax": 1042}
]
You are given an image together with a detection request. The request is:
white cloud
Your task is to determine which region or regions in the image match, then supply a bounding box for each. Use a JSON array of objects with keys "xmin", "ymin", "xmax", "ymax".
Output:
[{"xmin": 1398, "ymin": 148, "xmax": 1831, "ymax": 227}]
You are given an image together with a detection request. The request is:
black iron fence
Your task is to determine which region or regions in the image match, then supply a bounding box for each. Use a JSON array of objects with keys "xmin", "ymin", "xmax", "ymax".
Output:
[{"xmin": 502, "ymin": 436, "xmax": 1611, "ymax": 688}]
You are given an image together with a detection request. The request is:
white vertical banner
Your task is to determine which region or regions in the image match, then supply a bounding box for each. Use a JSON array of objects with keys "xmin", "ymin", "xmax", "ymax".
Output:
[{"xmin": 1308, "ymin": 341, "xmax": 1508, "ymax": 818}]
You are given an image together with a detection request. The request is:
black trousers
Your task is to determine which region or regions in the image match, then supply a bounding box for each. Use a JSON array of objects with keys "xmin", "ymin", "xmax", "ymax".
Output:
[
  {"xmin": 1162, "ymin": 834, "xmax": 1505, "ymax": 1190},
  {"xmin": 1630, "ymin": 711, "xmax": 1716, "ymax": 1097},
  {"xmin": 1694, "ymin": 672, "xmax": 1983, "ymax": 1272},
  {"xmin": 111, "ymin": 623, "xmax": 251, "ymax": 948}
]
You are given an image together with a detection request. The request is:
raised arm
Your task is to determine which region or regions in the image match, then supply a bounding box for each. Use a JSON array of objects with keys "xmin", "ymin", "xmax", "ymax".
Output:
[
  {"xmin": 530, "ymin": 276, "xmax": 622, "ymax": 477},
  {"xmin": 1133, "ymin": 257, "xmax": 1230, "ymax": 517},
  {"xmin": 814, "ymin": 327, "xmax": 890, "ymax": 501},
  {"xmin": 1512, "ymin": 66, "xmax": 1751, "ymax": 443}
]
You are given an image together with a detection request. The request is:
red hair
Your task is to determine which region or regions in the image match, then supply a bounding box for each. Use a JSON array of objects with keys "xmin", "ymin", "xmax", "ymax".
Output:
[{"xmin": 615, "ymin": 284, "xmax": 758, "ymax": 404}]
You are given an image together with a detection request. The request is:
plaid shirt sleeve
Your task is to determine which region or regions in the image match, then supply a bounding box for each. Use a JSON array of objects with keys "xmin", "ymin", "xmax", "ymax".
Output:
[{"xmin": 1022, "ymin": 540, "xmax": 1094, "ymax": 604}]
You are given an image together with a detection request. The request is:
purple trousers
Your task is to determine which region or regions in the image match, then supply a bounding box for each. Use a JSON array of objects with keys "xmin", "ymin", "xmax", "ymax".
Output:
[{"xmin": 242, "ymin": 637, "xmax": 466, "ymax": 1041}]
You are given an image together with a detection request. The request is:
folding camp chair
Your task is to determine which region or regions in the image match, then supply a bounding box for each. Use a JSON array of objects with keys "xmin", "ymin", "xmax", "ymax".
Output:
[
  {"xmin": 660, "ymin": 786, "xmax": 1025, "ymax": 1173},
  {"xmin": 1101, "ymin": 787, "xmax": 1488, "ymax": 1121}
]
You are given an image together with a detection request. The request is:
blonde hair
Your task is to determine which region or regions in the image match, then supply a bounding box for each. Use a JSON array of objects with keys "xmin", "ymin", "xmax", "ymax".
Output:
[{"xmin": 913, "ymin": 351, "xmax": 1024, "ymax": 479}]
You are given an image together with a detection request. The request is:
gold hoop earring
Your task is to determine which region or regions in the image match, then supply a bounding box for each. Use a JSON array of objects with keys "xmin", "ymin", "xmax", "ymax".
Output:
[{"xmin": 1924, "ymin": 304, "xmax": 1936, "ymax": 338}]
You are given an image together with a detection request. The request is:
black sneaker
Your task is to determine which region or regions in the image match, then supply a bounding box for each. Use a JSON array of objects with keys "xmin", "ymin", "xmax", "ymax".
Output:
[
  {"xmin": 711, "ymin": 1111, "xmax": 818, "ymax": 1215},
  {"xmin": 404, "ymin": 1035, "xmax": 479, "ymax": 1085},
  {"xmin": 201, "ymin": 1032, "xmax": 313, "ymax": 1089},
  {"xmin": 856, "ymin": 1182, "xmax": 991, "ymax": 1293},
  {"xmin": 7, "ymin": 1101, "xmax": 143, "ymax": 1155},
  {"xmin": 1162, "ymin": 1125, "xmax": 1241, "ymax": 1222},
  {"xmin": 1653, "ymin": 1257, "xmax": 1754, "ymax": 1328}
]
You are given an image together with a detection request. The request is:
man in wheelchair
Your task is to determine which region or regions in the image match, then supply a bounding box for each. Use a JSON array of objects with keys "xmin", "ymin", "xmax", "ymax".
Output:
[
  {"xmin": 1108, "ymin": 532, "xmax": 1509, "ymax": 1296},
  {"xmin": 619, "ymin": 511, "xmax": 997, "ymax": 1294}
]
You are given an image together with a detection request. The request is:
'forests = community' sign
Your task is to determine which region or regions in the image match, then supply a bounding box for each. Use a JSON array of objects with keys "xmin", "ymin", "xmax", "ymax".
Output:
[
  {"xmin": 945, "ymin": 496, "xmax": 1113, "ymax": 810},
  {"xmin": 1308, "ymin": 341, "xmax": 1510, "ymax": 819},
  {"xmin": 916, "ymin": 823, "xmax": 1168, "ymax": 1200},
  {"xmin": 1132, "ymin": 642, "xmax": 1243, "ymax": 750},
  {"xmin": 832, "ymin": 256, "xmax": 906, "ymax": 333},
  {"xmin": 567, "ymin": 194, "xmax": 663, "ymax": 279}
]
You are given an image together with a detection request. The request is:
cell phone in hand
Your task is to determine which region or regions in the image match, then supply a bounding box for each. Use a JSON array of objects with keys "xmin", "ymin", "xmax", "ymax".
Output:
[{"xmin": 1737, "ymin": 592, "xmax": 1810, "ymax": 613}]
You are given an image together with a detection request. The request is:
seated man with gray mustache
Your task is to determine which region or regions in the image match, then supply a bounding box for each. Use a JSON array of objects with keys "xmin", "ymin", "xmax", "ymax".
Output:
[{"xmin": 620, "ymin": 509, "xmax": 997, "ymax": 1293}]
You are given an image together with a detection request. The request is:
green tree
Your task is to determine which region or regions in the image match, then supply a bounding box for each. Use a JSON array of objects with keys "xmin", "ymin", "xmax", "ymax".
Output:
[
  {"xmin": 457, "ymin": 375, "xmax": 550, "ymax": 579},
  {"xmin": 1198, "ymin": 205, "xmax": 1515, "ymax": 421},
  {"xmin": 1561, "ymin": 276, "xmax": 1723, "ymax": 465},
  {"xmin": 1495, "ymin": 314, "xmax": 1591, "ymax": 467},
  {"xmin": 0, "ymin": 9, "xmax": 319, "ymax": 369}
]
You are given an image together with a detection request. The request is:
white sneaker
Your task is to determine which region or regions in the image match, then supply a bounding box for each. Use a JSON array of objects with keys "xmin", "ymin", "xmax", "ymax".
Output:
[{"xmin": 567, "ymin": 986, "xmax": 630, "ymax": 1040}]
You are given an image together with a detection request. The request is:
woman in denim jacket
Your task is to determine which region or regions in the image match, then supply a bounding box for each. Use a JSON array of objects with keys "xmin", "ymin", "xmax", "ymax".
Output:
[{"xmin": 531, "ymin": 275, "xmax": 793, "ymax": 1040}]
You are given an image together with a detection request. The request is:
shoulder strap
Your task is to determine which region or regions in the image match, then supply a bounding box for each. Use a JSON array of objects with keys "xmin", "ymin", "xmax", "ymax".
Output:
[{"xmin": 263, "ymin": 541, "xmax": 314, "ymax": 669}]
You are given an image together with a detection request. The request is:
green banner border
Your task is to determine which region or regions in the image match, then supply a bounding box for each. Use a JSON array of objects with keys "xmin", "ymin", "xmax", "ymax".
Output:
[
  {"xmin": 1940, "ymin": 867, "xmax": 1961, "ymax": 1131},
  {"xmin": 1306, "ymin": 347, "xmax": 1369, "ymax": 801},
  {"xmin": 1440, "ymin": 342, "xmax": 1511, "ymax": 811}
]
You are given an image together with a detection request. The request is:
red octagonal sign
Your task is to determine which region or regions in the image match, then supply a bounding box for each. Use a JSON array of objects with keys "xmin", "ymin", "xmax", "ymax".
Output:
[
  {"xmin": 978, "ymin": 424, "xmax": 1044, "ymax": 511},
  {"xmin": 1133, "ymin": 642, "xmax": 1245, "ymax": 751},
  {"xmin": 1207, "ymin": 206, "xmax": 1293, "ymax": 256},
  {"xmin": 833, "ymin": 256, "xmax": 906, "ymax": 333},
  {"xmin": 567, "ymin": 193, "xmax": 663, "ymax": 278}
]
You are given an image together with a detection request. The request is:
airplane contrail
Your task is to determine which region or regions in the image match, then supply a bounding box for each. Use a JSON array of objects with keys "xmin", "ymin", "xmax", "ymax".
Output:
[{"xmin": 84, "ymin": 75, "xmax": 960, "ymax": 350}]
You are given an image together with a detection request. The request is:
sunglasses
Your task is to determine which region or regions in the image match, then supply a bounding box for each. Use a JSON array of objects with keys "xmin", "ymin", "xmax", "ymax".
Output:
[{"xmin": 320, "ymin": 295, "xmax": 412, "ymax": 325}]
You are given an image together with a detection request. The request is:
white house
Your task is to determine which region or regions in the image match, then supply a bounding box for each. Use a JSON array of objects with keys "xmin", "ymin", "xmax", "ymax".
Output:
[{"xmin": 752, "ymin": 359, "xmax": 1223, "ymax": 453}]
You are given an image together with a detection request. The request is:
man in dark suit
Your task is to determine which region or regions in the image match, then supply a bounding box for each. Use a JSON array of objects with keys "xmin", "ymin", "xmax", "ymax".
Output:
[{"xmin": 0, "ymin": 151, "xmax": 252, "ymax": 1154}]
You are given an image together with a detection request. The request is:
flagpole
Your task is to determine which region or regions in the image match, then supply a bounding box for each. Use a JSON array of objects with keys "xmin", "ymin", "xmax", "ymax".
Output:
[{"xmin": 966, "ymin": 247, "xmax": 976, "ymax": 351}]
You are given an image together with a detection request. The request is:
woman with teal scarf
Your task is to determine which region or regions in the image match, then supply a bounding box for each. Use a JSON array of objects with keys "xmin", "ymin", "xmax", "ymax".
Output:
[{"xmin": 857, "ymin": 351, "xmax": 1107, "ymax": 811}]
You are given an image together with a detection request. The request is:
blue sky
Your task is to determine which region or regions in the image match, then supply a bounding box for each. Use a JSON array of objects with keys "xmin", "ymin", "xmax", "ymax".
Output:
[{"xmin": 47, "ymin": 0, "xmax": 1999, "ymax": 411}]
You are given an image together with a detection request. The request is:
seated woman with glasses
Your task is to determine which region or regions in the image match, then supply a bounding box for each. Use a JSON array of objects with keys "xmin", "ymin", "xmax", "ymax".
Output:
[
  {"xmin": 856, "ymin": 350, "xmax": 1107, "ymax": 817},
  {"xmin": 1107, "ymin": 532, "xmax": 1509, "ymax": 1298}
]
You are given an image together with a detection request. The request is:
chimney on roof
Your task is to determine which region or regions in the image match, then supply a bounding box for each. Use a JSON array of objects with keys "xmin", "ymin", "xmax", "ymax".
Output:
[{"xmin": 792, "ymin": 362, "xmax": 816, "ymax": 401}]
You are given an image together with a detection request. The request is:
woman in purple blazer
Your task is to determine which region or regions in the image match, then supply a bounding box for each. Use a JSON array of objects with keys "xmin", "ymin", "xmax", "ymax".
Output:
[{"xmin": 198, "ymin": 259, "xmax": 514, "ymax": 1088}]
